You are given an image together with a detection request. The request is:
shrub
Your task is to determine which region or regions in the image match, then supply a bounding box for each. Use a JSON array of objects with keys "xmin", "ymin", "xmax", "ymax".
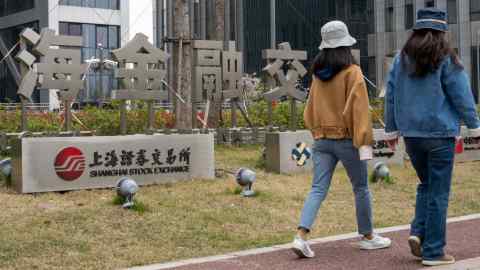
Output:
[
  {"xmin": 0, "ymin": 98, "xmax": 389, "ymax": 134},
  {"xmin": 0, "ymin": 105, "xmax": 175, "ymax": 135}
]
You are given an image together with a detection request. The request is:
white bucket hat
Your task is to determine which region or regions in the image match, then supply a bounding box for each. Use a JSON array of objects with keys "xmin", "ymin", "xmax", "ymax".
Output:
[{"xmin": 319, "ymin": 21, "xmax": 357, "ymax": 50}]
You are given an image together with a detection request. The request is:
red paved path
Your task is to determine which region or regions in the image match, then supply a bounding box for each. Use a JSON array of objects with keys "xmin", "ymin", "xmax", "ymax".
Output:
[{"xmin": 165, "ymin": 218, "xmax": 480, "ymax": 270}]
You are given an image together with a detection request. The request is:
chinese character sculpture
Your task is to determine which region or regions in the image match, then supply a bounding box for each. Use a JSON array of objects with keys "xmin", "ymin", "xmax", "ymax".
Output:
[
  {"xmin": 262, "ymin": 42, "xmax": 308, "ymax": 131},
  {"xmin": 192, "ymin": 40, "xmax": 223, "ymax": 103},
  {"xmin": 222, "ymin": 41, "xmax": 246, "ymax": 127},
  {"xmin": 111, "ymin": 33, "xmax": 170, "ymax": 134},
  {"xmin": 16, "ymin": 28, "xmax": 87, "ymax": 131}
]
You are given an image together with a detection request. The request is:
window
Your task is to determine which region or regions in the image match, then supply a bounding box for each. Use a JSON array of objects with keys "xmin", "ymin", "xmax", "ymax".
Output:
[
  {"xmin": 327, "ymin": 0, "xmax": 336, "ymax": 17},
  {"xmin": 471, "ymin": 0, "xmax": 480, "ymax": 21},
  {"xmin": 96, "ymin": 25, "xmax": 108, "ymax": 48},
  {"xmin": 0, "ymin": 1, "xmax": 5, "ymax": 17},
  {"xmin": 405, "ymin": 0, "xmax": 414, "ymax": 29},
  {"xmin": 447, "ymin": 0, "xmax": 457, "ymax": 24},
  {"xmin": 385, "ymin": 0, "xmax": 394, "ymax": 32},
  {"xmin": 350, "ymin": 0, "xmax": 366, "ymax": 19},
  {"xmin": 59, "ymin": 0, "xmax": 119, "ymax": 10},
  {"xmin": 425, "ymin": 0, "xmax": 435, "ymax": 7},
  {"xmin": 59, "ymin": 22, "xmax": 82, "ymax": 36},
  {"xmin": 0, "ymin": 0, "xmax": 34, "ymax": 17},
  {"xmin": 108, "ymin": 26, "xmax": 119, "ymax": 49},
  {"xmin": 367, "ymin": 0, "xmax": 375, "ymax": 33},
  {"xmin": 60, "ymin": 22, "xmax": 120, "ymax": 49}
]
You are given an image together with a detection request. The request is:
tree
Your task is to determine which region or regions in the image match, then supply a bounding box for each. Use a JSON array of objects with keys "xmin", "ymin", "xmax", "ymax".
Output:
[
  {"xmin": 173, "ymin": 0, "xmax": 193, "ymax": 129},
  {"xmin": 207, "ymin": 0, "xmax": 226, "ymax": 128}
]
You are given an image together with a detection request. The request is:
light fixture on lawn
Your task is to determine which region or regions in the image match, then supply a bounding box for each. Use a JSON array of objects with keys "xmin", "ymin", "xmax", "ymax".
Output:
[
  {"xmin": 235, "ymin": 168, "xmax": 256, "ymax": 197},
  {"xmin": 371, "ymin": 162, "xmax": 390, "ymax": 183},
  {"xmin": 116, "ymin": 177, "xmax": 139, "ymax": 209},
  {"xmin": 0, "ymin": 158, "xmax": 11, "ymax": 180},
  {"xmin": 291, "ymin": 142, "xmax": 312, "ymax": 167}
]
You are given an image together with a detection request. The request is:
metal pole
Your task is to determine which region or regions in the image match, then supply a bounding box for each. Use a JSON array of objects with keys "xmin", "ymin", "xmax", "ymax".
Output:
[
  {"xmin": 167, "ymin": 0, "xmax": 174, "ymax": 102},
  {"xmin": 231, "ymin": 101, "xmax": 237, "ymax": 127},
  {"xmin": 267, "ymin": 100, "xmax": 273, "ymax": 130},
  {"xmin": 147, "ymin": 100, "xmax": 155, "ymax": 131},
  {"xmin": 18, "ymin": 40, "xmax": 28, "ymax": 132},
  {"xmin": 21, "ymin": 98, "xmax": 27, "ymax": 131},
  {"xmin": 99, "ymin": 44, "xmax": 105, "ymax": 104},
  {"xmin": 477, "ymin": 31, "xmax": 480, "ymax": 102},
  {"xmin": 270, "ymin": 0, "xmax": 276, "ymax": 49},
  {"xmin": 64, "ymin": 100, "xmax": 72, "ymax": 131},
  {"xmin": 290, "ymin": 97, "xmax": 297, "ymax": 131},
  {"xmin": 267, "ymin": 0, "xmax": 276, "ymax": 131},
  {"xmin": 120, "ymin": 100, "xmax": 127, "ymax": 135}
]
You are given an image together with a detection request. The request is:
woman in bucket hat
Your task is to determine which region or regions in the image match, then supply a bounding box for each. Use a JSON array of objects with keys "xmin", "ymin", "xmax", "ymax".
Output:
[
  {"xmin": 384, "ymin": 8, "xmax": 480, "ymax": 266},
  {"xmin": 292, "ymin": 21, "xmax": 391, "ymax": 258}
]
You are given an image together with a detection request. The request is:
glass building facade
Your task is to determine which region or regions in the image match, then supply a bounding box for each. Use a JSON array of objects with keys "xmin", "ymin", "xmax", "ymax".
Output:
[
  {"xmin": 59, "ymin": 0, "xmax": 119, "ymax": 10},
  {"xmin": 0, "ymin": 0, "xmax": 34, "ymax": 17},
  {"xmin": 0, "ymin": 0, "xmax": 123, "ymax": 103},
  {"xmin": 243, "ymin": 1, "xmax": 371, "ymax": 78}
]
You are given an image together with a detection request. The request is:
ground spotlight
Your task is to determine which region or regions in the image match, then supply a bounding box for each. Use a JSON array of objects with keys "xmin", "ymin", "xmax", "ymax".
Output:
[
  {"xmin": 116, "ymin": 177, "xmax": 139, "ymax": 209},
  {"xmin": 370, "ymin": 162, "xmax": 391, "ymax": 183},
  {"xmin": 292, "ymin": 142, "xmax": 312, "ymax": 167},
  {"xmin": 0, "ymin": 158, "xmax": 11, "ymax": 180},
  {"xmin": 235, "ymin": 168, "xmax": 256, "ymax": 197}
]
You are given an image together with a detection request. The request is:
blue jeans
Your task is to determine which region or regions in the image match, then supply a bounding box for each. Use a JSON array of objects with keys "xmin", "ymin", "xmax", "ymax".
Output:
[
  {"xmin": 298, "ymin": 139, "xmax": 373, "ymax": 235},
  {"xmin": 404, "ymin": 137, "xmax": 455, "ymax": 260}
]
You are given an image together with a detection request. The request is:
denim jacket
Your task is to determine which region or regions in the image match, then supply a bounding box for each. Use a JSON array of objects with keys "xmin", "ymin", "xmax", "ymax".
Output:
[{"xmin": 384, "ymin": 55, "xmax": 480, "ymax": 138}]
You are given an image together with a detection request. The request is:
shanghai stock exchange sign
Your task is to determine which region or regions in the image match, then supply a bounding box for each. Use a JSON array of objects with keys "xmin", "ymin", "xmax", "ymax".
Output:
[{"xmin": 12, "ymin": 134, "xmax": 215, "ymax": 193}]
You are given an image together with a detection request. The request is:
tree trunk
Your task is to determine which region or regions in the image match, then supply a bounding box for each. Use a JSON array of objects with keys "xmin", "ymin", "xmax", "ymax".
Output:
[
  {"xmin": 215, "ymin": 0, "xmax": 225, "ymax": 41},
  {"xmin": 173, "ymin": 0, "xmax": 193, "ymax": 129},
  {"xmin": 207, "ymin": 0, "xmax": 226, "ymax": 128}
]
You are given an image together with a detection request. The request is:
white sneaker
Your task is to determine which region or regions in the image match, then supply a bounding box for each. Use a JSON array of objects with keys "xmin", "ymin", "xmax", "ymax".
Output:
[
  {"xmin": 422, "ymin": 254, "xmax": 455, "ymax": 266},
  {"xmin": 292, "ymin": 236, "xmax": 315, "ymax": 258},
  {"xmin": 356, "ymin": 234, "xmax": 392, "ymax": 250}
]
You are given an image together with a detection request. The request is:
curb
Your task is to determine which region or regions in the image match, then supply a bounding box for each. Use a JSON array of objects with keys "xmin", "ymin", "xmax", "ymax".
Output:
[{"xmin": 125, "ymin": 213, "xmax": 480, "ymax": 270}]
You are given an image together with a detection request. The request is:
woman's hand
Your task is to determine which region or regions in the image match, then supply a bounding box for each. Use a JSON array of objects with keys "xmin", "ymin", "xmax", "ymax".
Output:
[
  {"xmin": 384, "ymin": 131, "xmax": 400, "ymax": 151},
  {"xmin": 385, "ymin": 138, "xmax": 399, "ymax": 151}
]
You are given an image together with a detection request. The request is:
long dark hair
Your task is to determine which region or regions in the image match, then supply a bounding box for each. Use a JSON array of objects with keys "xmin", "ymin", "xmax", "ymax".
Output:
[
  {"xmin": 401, "ymin": 29, "xmax": 462, "ymax": 77},
  {"xmin": 310, "ymin": 46, "xmax": 357, "ymax": 76}
]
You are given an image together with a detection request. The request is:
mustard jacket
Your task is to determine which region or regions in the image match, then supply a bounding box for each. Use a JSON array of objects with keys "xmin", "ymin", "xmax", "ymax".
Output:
[{"xmin": 304, "ymin": 64, "xmax": 373, "ymax": 149}]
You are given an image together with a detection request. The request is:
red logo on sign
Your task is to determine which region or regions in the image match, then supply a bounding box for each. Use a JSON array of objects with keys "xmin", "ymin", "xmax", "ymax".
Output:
[{"xmin": 54, "ymin": 147, "xmax": 86, "ymax": 181}]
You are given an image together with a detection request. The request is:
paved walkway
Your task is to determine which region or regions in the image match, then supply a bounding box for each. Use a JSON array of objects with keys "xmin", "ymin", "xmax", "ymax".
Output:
[{"xmin": 128, "ymin": 215, "xmax": 480, "ymax": 270}]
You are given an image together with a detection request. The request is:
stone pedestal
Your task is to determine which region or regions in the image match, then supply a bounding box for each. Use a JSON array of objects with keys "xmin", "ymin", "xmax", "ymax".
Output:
[
  {"xmin": 265, "ymin": 131, "xmax": 314, "ymax": 174},
  {"xmin": 265, "ymin": 130, "xmax": 406, "ymax": 174},
  {"xmin": 455, "ymin": 126, "xmax": 480, "ymax": 163}
]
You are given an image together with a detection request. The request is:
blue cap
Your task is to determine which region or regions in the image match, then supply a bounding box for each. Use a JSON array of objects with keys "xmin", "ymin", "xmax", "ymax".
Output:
[{"xmin": 413, "ymin": 8, "xmax": 448, "ymax": 32}]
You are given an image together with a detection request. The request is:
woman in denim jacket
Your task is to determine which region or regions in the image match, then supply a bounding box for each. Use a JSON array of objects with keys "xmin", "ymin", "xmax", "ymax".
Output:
[{"xmin": 384, "ymin": 8, "xmax": 480, "ymax": 267}]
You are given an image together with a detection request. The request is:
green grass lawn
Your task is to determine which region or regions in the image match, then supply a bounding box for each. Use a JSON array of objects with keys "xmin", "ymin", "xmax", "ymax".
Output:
[{"xmin": 0, "ymin": 145, "xmax": 479, "ymax": 270}]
